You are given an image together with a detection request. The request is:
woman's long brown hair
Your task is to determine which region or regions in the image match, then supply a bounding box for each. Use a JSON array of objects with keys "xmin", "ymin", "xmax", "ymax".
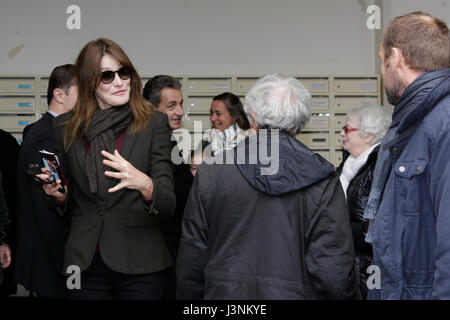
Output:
[{"xmin": 64, "ymin": 38, "xmax": 153, "ymax": 150}]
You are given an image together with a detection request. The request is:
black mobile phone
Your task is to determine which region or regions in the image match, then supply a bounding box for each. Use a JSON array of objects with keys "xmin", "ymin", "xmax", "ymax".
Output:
[
  {"xmin": 26, "ymin": 163, "xmax": 66, "ymax": 194},
  {"xmin": 25, "ymin": 163, "xmax": 55, "ymax": 184}
]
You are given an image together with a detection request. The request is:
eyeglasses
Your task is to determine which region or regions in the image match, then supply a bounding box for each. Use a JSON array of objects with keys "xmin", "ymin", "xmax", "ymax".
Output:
[
  {"xmin": 100, "ymin": 66, "xmax": 131, "ymax": 84},
  {"xmin": 342, "ymin": 125, "xmax": 359, "ymax": 134}
]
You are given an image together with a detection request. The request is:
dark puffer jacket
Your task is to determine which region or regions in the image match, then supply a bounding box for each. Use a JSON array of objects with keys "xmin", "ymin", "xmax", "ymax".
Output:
[
  {"xmin": 177, "ymin": 131, "xmax": 358, "ymax": 299},
  {"xmin": 337, "ymin": 146, "xmax": 379, "ymax": 299}
]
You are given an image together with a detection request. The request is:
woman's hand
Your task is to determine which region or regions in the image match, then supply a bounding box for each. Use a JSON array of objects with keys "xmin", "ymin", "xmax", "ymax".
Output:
[
  {"xmin": 0, "ymin": 243, "xmax": 11, "ymax": 269},
  {"xmin": 102, "ymin": 149, "xmax": 154, "ymax": 199},
  {"xmin": 38, "ymin": 169, "xmax": 67, "ymax": 203}
]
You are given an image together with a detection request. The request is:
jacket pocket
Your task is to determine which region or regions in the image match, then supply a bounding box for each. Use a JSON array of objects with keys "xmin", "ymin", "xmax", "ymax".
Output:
[
  {"xmin": 394, "ymin": 159, "xmax": 430, "ymax": 216},
  {"xmin": 126, "ymin": 211, "xmax": 159, "ymax": 227}
]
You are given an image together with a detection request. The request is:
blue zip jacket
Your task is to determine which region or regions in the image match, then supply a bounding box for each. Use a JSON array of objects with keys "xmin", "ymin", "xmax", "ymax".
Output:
[{"xmin": 364, "ymin": 68, "xmax": 450, "ymax": 299}]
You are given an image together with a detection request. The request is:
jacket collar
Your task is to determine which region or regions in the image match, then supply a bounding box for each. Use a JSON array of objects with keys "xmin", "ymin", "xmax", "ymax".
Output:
[
  {"xmin": 338, "ymin": 145, "xmax": 379, "ymax": 175},
  {"xmin": 394, "ymin": 68, "xmax": 450, "ymax": 133}
]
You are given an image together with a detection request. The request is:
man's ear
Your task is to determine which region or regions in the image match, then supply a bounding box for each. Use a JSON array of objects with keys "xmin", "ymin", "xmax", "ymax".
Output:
[
  {"xmin": 53, "ymin": 88, "xmax": 65, "ymax": 104},
  {"xmin": 391, "ymin": 47, "xmax": 406, "ymax": 68}
]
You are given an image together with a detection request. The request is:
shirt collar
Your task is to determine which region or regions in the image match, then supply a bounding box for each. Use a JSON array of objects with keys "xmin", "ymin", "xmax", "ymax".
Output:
[{"xmin": 47, "ymin": 110, "xmax": 60, "ymax": 117}]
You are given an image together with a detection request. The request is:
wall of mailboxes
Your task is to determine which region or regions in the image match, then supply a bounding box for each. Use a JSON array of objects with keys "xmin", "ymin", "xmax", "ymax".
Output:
[{"xmin": 0, "ymin": 75, "xmax": 380, "ymax": 167}]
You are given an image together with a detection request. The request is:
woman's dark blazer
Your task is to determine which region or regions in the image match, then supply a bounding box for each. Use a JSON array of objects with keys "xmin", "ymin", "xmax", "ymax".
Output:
[{"xmin": 52, "ymin": 110, "xmax": 176, "ymax": 275}]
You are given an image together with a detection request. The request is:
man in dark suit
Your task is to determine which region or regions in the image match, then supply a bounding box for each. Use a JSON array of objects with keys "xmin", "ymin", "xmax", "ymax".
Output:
[
  {"xmin": 143, "ymin": 75, "xmax": 194, "ymax": 299},
  {"xmin": 0, "ymin": 130, "xmax": 19, "ymax": 297},
  {"xmin": 15, "ymin": 64, "xmax": 77, "ymax": 298}
]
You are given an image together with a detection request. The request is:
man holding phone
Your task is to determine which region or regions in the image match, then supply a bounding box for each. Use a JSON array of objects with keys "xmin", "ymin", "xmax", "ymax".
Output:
[{"xmin": 15, "ymin": 64, "xmax": 77, "ymax": 298}]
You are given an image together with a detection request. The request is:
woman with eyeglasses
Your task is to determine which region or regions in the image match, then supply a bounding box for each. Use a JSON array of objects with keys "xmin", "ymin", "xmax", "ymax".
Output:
[
  {"xmin": 40, "ymin": 38, "xmax": 175, "ymax": 299},
  {"xmin": 336, "ymin": 105, "xmax": 391, "ymax": 299}
]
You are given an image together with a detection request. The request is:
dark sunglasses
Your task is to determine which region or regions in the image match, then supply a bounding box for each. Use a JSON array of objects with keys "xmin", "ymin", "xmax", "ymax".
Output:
[
  {"xmin": 100, "ymin": 66, "xmax": 131, "ymax": 84},
  {"xmin": 342, "ymin": 125, "xmax": 359, "ymax": 134}
]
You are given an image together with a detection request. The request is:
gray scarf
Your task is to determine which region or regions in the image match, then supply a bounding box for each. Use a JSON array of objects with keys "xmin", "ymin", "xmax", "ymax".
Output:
[{"xmin": 84, "ymin": 104, "xmax": 132, "ymax": 201}]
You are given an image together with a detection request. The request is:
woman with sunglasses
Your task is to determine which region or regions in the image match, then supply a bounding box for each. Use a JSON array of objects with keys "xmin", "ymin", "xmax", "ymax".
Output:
[
  {"xmin": 336, "ymin": 105, "xmax": 391, "ymax": 299},
  {"xmin": 41, "ymin": 38, "xmax": 175, "ymax": 299}
]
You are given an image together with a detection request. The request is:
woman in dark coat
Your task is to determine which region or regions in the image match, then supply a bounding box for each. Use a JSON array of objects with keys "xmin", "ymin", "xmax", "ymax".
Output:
[
  {"xmin": 41, "ymin": 38, "xmax": 175, "ymax": 299},
  {"xmin": 336, "ymin": 105, "xmax": 391, "ymax": 299}
]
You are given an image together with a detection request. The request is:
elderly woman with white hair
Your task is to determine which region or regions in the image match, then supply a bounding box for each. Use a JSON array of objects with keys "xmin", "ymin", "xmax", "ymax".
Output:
[
  {"xmin": 336, "ymin": 105, "xmax": 392, "ymax": 299},
  {"xmin": 177, "ymin": 74, "xmax": 357, "ymax": 300}
]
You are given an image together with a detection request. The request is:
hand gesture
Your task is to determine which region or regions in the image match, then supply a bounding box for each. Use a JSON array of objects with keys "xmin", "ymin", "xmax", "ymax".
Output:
[
  {"xmin": 102, "ymin": 150, "xmax": 154, "ymax": 199},
  {"xmin": 0, "ymin": 243, "xmax": 11, "ymax": 269}
]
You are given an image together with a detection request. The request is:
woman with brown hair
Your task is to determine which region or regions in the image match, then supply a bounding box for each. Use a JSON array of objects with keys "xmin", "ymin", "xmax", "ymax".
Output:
[
  {"xmin": 209, "ymin": 92, "xmax": 251, "ymax": 155},
  {"xmin": 41, "ymin": 38, "xmax": 175, "ymax": 299}
]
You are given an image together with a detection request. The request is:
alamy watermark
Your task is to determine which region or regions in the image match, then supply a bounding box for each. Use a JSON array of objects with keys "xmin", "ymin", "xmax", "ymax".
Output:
[
  {"xmin": 366, "ymin": 265, "xmax": 381, "ymax": 290},
  {"xmin": 64, "ymin": 262, "xmax": 382, "ymax": 291},
  {"xmin": 366, "ymin": 5, "xmax": 381, "ymax": 30},
  {"xmin": 66, "ymin": 5, "xmax": 81, "ymax": 30},
  {"xmin": 64, "ymin": 5, "xmax": 379, "ymax": 32},
  {"xmin": 172, "ymin": 124, "xmax": 280, "ymax": 176},
  {"xmin": 66, "ymin": 265, "xmax": 81, "ymax": 290}
]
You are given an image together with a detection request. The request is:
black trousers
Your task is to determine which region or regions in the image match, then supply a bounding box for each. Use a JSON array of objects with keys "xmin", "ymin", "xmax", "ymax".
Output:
[
  {"xmin": 66, "ymin": 251, "xmax": 168, "ymax": 300},
  {"xmin": 163, "ymin": 231, "xmax": 181, "ymax": 300}
]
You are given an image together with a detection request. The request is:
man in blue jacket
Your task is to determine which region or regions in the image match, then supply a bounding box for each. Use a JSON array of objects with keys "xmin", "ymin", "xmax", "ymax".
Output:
[{"xmin": 364, "ymin": 12, "xmax": 450, "ymax": 299}]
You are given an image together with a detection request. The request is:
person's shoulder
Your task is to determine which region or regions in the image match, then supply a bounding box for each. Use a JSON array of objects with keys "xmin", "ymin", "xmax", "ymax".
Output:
[
  {"xmin": 0, "ymin": 129, "xmax": 19, "ymax": 153},
  {"xmin": 194, "ymin": 162, "xmax": 223, "ymax": 200},
  {"xmin": 54, "ymin": 111, "xmax": 72, "ymax": 125},
  {"xmin": 147, "ymin": 110, "xmax": 168, "ymax": 124},
  {"xmin": 141, "ymin": 110, "xmax": 170, "ymax": 132},
  {"xmin": 437, "ymin": 92, "xmax": 450, "ymax": 120},
  {"xmin": 139, "ymin": 111, "xmax": 171, "ymax": 140},
  {"xmin": 423, "ymin": 94, "xmax": 450, "ymax": 139},
  {"xmin": 303, "ymin": 170, "xmax": 340, "ymax": 201},
  {"xmin": 21, "ymin": 117, "xmax": 51, "ymax": 144},
  {"xmin": 431, "ymin": 90, "xmax": 450, "ymax": 117},
  {"xmin": 0, "ymin": 129, "xmax": 17, "ymax": 144},
  {"xmin": 27, "ymin": 113, "xmax": 53, "ymax": 132},
  {"xmin": 196, "ymin": 157, "xmax": 243, "ymax": 197},
  {"xmin": 51, "ymin": 112, "xmax": 73, "ymax": 137}
]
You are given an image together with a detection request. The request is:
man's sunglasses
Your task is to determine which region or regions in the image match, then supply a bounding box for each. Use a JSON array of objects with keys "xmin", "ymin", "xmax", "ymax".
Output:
[
  {"xmin": 101, "ymin": 66, "xmax": 131, "ymax": 84},
  {"xmin": 342, "ymin": 125, "xmax": 359, "ymax": 134}
]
